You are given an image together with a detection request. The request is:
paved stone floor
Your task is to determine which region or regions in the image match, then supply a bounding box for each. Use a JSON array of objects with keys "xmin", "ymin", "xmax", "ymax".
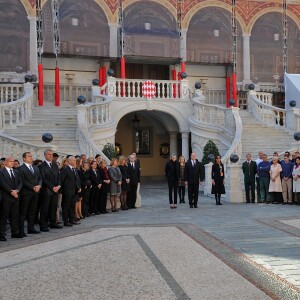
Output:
[{"xmin": 1, "ymin": 181, "xmax": 300, "ymax": 299}]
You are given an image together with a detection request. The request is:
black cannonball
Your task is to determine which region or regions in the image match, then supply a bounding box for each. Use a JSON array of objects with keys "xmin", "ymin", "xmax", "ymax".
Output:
[
  {"xmin": 289, "ymin": 100, "xmax": 297, "ymax": 108},
  {"xmin": 207, "ymin": 154, "xmax": 215, "ymax": 162},
  {"xmin": 92, "ymin": 79, "xmax": 99, "ymax": 86},
  {"xmin": 180, "ymin": 72, "xmax": 187, "ymax": 79},
  {"xmin": 230, "ymin": 154, "xmax": 239, "ymax": 163},
  {"xmin": 77, "ymin": 95, "xmax": 87, "ymax": 104},
  {"xmin": 294, "ymin": 132, "xmax": 300, "ymax": 141},
  {"xmin": 25, "ymin": 74, "xmax": 33, "ymax": 83},
  {"xmin": 248, "ymin": 83, "xmax": 255, "ymax": 90},
  {"xmin": 42, "ymin": 133, "xmax": 53, "ymax": 143},
  {"xmin": 229, "ymin": 98, "xmax": 235, "ymax": 106},
  {"xmin": 195, "ymin": 82, "xmax": 202, "ymax": 89},
  {"xmin": 107, "ymin": 69, "xmax": 115, "ymax": 77},
  {"xmin": 15, "ymin": 66, "xmax": 23, "ymax": 73}
]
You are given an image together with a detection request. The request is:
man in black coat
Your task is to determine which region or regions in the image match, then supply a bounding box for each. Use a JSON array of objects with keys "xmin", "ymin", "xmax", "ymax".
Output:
[
  {"xmin": 127, "ymin": 154, "xmax": 140, "ymax": 209},
  {"xmin": 184, "ymin": 152, "xmax": 204, "ymax": 208},
  {"xmin": 60, "ymin": 156, "xmax": 81, "ymax": 226},
  {"xmin": 165, "ymin": 154, "xmax": 180, "ymax": 208},
  {"xmin": 19, "ymin": 152, "xmax": 42, "ymax": 236},
  {"xmin": 0, "ymin": 157, "xmax": 23, "ymax": 240},
  {"xmin": 39, "ymin": 149, "xmax": 62, "ymax": 231},
  {"xmin": 242, "ymin": 153, "xmax": 257, "ymax": 203}
]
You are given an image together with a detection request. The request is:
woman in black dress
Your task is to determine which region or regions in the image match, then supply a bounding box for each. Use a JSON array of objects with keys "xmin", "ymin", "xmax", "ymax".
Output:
[
  {"xmin": 118, "ymin": 156, "xmax": 129, "ymax": 210},
  {"xmin": 211, "ymin": 155, "xmax": 225, "ymax": 205},
  {"xmin": 78, "ymin": 161, "xmax": 92, "ymax": 217}
]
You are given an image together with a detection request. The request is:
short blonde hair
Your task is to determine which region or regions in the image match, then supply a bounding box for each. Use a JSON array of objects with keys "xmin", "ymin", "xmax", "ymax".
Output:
[
  {"xmin": 118, "ymin": 155, "xmax": 127, "ymax": 166},
  {"xmin": 110, "ymin": 158, "xmax": 118, "ymax": 166}
]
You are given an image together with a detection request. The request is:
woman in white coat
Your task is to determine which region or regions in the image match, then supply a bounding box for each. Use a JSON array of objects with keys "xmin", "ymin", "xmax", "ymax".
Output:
[{"xmin": 292, "ymin": 157, "xmax": 300, "ymax": 204}]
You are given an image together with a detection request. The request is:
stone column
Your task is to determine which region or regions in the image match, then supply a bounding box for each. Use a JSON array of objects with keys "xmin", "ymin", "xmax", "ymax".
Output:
[
  {"xmin": 169, "ymin": 131, "xmax": 178, "ymax": 156},
  {"xmin": 108, "ymin": 23, "xmax": 119, "ymax": 58},
  {"xmin": 181, "ymin": 132, "xmax": 189, "ymax": 159},
  {"xmin": 225, "ymin": 163, "xmax": 244, "ymax": 203},
  {"xmin": 27, "ymin": 16, "xmax": 38, "ymax": 75},
  {"xmin": 242, "ymin": 33, "xmax": 251, "ymax": 85},
  {"xmin": 204, "ymin": 162, "xmax": 213, "ymax": 196},
  {"xmin": 180, "ymin": 29, "xmax": 188, "ymax": 61}
]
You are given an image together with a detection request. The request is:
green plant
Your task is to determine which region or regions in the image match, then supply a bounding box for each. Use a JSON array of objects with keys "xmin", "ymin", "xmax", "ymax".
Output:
[
  {"xmin": 102, "ymin": 143, "xmax": 117, "ymax": 160},
  {"xmin": 201, "ymin": 140, "xmax": 220, "ymax": 165}
]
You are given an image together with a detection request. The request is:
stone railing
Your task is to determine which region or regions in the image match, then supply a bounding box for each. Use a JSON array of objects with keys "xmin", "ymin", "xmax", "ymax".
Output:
[
  {"xmin": 258, "ymin": 82, "xmax": 284, "ymax": 93},
  {"xmin": 0, "ymin": 84, "xmax": 25, "ymax": 103},
  {"xmin": 256, "ymin": 92, "xmax": 273, "ymax": 105},
  {"xmin": 44, "ymin": 83, "xmax": 92, "ymax": 102},
  {"xmin": 107, "ymin": 77, "xmax": 189, "ymax": 100},
  {"xmin": 248, "ymin": 91, "xmax": 285, "ymax": 128},
  {"xmin": 221, "ymin": 107, "xmax": 243, "ymax": 167},
  {"xmin": 0, "ymin": 83, "xmax": 34, "ymax": 129},
  {"xmin": 76, "ymin": 99, "xmax": 111, "ymax": 161},
  {"xmin": 203, "ymin": 89, "xmax": 226, "ymax": 105}
]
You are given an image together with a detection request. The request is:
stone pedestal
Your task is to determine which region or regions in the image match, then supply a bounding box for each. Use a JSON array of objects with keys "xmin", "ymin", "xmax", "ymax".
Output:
[
  {"xmin": 204, "ymin": 162, "xmax": 213, "ymax": 196},
  {"xmin": 225, "ymin": 163, "xmax": 243, "ymax": 203}
]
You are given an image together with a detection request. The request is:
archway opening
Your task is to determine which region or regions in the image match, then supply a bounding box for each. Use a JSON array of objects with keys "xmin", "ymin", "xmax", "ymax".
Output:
[
  {"xmin": 250, "ymin": 12, "xmax": 300, "ymax": 84},
  {"xmin": 187, "ymin": 7, "xmax": 243, "ymax": 87},
  {"xmin": 0, "ymin": 0, "xmax": 29, "ymax": 72},
  {"xmin": 115, "ymin": 111, "xmax": 190, "ymax": 178}
]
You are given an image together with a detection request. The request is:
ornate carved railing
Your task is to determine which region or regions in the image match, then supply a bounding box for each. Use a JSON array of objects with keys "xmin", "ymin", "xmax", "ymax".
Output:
[
  {"xmin": 248, "ymin": 91, "xmax": 286, "ymax": 128},
  {"xmin": 44, "ymin": 83, "xmax": 92, "ymax": 102},
  {"xmin": 0, "ymin": 83, "xmax": 34, "ymax": 129},
  {"xmin": 203, "ymin": 89, "xmax": 226, "ymax": 105},
  {"xmin": 107, "ymin": 77, "xmax": 189, "ymax": 100},
  {"xmin": 0, "ymin": 84, "xmax": 24, "ymax": 104},
  {"xmin": 76, "ymin": 97, "xmax": 111, "ymax": 161},
  {"xmin": 221, "ymin": 107, "xmax": 243, "ymax": 167},
  {"xmin": 256, "ymin": 92, "xmax": 273, "ymax": 105}
]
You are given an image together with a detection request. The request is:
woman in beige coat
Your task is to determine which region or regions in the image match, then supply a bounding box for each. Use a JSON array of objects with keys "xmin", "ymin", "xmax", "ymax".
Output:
[
  {"xmin": 269, "ymin": 156, "xmax": 282, "ymax": 204},
  {"xmin": 292, "ymin": 157, "xmax": 300, "ymax": 204}
]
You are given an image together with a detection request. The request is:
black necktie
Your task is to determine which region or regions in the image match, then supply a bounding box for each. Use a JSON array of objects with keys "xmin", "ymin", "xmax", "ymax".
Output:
[
  {"xmin": 49, "ymin": 162, "xmax": 52, "ymax": 168},
  {"xmin": 73, "ymin": 168, "xmax": 77, "ymax": 176},
  {"xmin": 10, "ymin": 169, "xmax": 16, "ymax": 184}
]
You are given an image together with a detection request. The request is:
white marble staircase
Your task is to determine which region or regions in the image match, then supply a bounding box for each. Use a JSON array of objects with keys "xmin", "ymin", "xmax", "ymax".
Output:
[
  {"xmin": 4, "ymin": 103, "xmax": 80, "ymax": 156},
  {"xmin": 239, "ymin": 109, "xmax": 296, "ymax": 160}
]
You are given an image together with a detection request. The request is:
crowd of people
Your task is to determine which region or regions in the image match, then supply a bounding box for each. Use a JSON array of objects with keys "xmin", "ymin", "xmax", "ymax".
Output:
[
  {"xmin": 242, "ymin": 150, "xmax": 300, "ymax": 205},
  {"xmin": 0, "ymin": 150, "xmax": 140, "ymax": 241},
  {"xmin": 165, "ymin": 150, "xmax": 300, "ymax": 208}
]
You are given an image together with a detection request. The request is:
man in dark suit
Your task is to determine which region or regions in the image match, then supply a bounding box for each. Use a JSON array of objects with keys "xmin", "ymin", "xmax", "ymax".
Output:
[
  {"xmin": 39, "ymin": 149, "xmax": 62, "ymax": 231},
  {"xmin": 127, "ymin": 154, "xmax": 140, "ymax": 209},
  {"xmin": 184, "ymin": 152, "xmax": 204, "ymax": 208},
  {"xmin": 242, "ymin": 153, "xmax": 257, "ymax": 203},
  {"xmin": 19, "ymin": 152, "xmax": 42, "ymax": 236},
  {"xmin": 60, "ymin": 156, "xmax": 81, "ymax": 226},
  {"xmin": 0, "ymin": 157, "xmax": 23, "ymax": 241},
  {"xmin": 165, "ymin": 154, "xmax": 180, "ymax": 208}
]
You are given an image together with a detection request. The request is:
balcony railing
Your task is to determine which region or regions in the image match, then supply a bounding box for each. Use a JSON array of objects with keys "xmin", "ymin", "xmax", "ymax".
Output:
[{"xmin": 0, "ymin": 84, "xmax": 24, "ymax": 104}]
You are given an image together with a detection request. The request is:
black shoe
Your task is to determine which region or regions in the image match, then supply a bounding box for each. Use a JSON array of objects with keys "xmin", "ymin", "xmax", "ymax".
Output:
[
  {"xmin": 131, "ymin": 207, "xmax": 137, "ymax": 209},
  {"xmin": 71, "ymin": 222, "xmax": 81, "ymax": 225},
  {"xmin": 219, "ymin": 203, "xmax": 223, "ymax": 205},
  {"xmin": 11, "ymin": 233, "xmax": 23, "ymax": 238},
  {"xmin": 0, "ymin": 236, "xmax": 7, "ymax": 241},
  {"xmin": 50, "ymin": 224, "xmax": 63, "ymax": 229},
  {"xmin": 20, "ymin": 232, "xmax": 27, "ymax": 238},
  {"xmin": 40, "ymin": 227, "xmax": 50, "ymax": 232},
  {"xmin": 95, "ymin": 212, "xmax": 100, "ymax": 215},
  {"xmin": 194, "ymin": 205, "xmax": 198, "ymax": 208},
  {"xmin": 64, "ymin": 222, "xmax": 73, "ymax": 227},
  {"xmin": 190, "ymin": 205, "xmax": 193, "ymax": 208},
  {"xmin": 28, "ymin": 229, "xmax": 40, "ymax": 234}
]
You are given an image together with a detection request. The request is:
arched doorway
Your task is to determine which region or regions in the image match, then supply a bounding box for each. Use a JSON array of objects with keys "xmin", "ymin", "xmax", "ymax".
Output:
[
  {"xmin": 121, "ymin": 0, "xmax": 179, "ymax": 80},
  {"xmin": 0, "ymin": 0, "xmax": 29, "ymax": 72},
  {"xmin": 115, "ymin": 111, "xmax": 189, "ymax": 177}
]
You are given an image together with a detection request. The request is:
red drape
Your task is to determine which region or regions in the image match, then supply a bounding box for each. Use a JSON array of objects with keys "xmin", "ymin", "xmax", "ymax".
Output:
[
  {"xmin": 226, "ymin": 76, "xmax": 231, "ymax": 108},
  {"xmin": 55, "ymin": 67, "xmax": 60, "ymax": 106},
  {"xmin": 38, "ymin": 63, "xmax": 44, "ymax": 106},
  {"xmin": 232, "ymin": 72, "xmax": 238, "ymax": 107}
]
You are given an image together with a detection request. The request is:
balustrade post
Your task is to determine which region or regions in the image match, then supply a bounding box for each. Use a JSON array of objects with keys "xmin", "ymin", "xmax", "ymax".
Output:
[
  {"xmin": 180, "ymin": 79, "xmax": 189, "ymax": 100},
  {"xmin": 225, "ymin": 163, "xmax": 244, "ymax": 203},
  {"xmin": 204, "ymin": 162, "xmax": 213, "ymax": 196},
  {"xmin": 107, "ymin": 77, "xmax": 116, "ymax": 97}
]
